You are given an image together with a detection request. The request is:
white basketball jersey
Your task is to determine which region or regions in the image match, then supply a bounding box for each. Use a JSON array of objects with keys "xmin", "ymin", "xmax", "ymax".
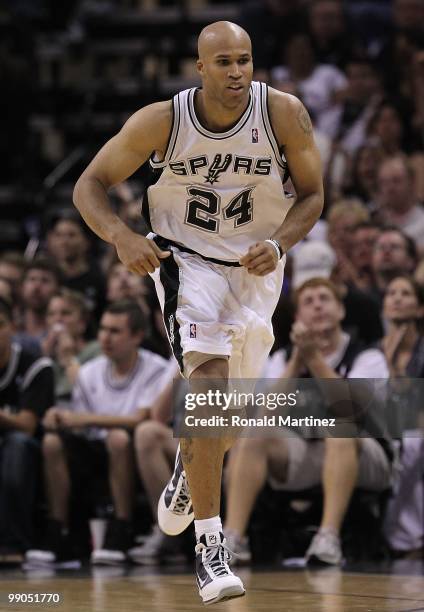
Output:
[{"xmin": 144, "ymin": 81, "xmax": 291, "ymax": 262}]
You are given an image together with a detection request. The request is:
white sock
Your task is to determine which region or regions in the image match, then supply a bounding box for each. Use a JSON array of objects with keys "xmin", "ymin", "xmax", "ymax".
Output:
[{"xmin": 195, "ymin": 515, "xmax": 222, "ymax": 541}]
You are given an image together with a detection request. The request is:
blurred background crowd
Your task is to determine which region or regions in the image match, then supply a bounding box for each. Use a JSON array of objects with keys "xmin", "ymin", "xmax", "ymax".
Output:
[{"xmin": 0, "ymin": 0, "xmax": 423, "ymax": 570}]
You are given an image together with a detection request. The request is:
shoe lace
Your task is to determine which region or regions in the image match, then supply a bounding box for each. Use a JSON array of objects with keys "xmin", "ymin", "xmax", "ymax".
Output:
[
  {"xmin": 195, "ymin": 540, "xmax": 241, "ymax": 577},
  {"xmin": 173, "ymin": 474, "xmax": 191, "ymax": 514}
]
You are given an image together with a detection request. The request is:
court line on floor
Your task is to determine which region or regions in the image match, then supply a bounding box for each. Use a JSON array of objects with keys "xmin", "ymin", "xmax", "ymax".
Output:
[
  {"xmin": 164, "ymin": 578, "xmax": 424, "ymax": 604},
  {"xmin": 240, "ymin": 586, "xmax": 424, "ymax": 604}
]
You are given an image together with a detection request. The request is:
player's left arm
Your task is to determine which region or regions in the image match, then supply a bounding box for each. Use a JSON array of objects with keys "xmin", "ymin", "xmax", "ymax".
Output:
[
  {"xmin": 270, "ymin": 90, "xmax": 324, "ymax": 251},
  {"xmin": 240, "ymin": 90, "xmax": 324, "ymax": 276}
]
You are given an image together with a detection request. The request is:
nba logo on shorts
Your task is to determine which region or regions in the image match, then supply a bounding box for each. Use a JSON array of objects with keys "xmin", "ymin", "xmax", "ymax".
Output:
[
  {"xmin": 190, "ymin": 323, "xmax": 197, "ymax": 338},
  {"xmin": 252, "ymin": 128, "xmax": 259, "ymax": 143}
]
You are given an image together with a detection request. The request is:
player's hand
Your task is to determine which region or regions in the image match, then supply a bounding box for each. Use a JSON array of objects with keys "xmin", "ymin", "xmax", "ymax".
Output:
[
  {"xmin": 114, "ymin": 230, "xmax": 170, "ymax": 275},
  {"xmin": 239, "ymin": 241, "xmax": 279, "ymax": 276}
]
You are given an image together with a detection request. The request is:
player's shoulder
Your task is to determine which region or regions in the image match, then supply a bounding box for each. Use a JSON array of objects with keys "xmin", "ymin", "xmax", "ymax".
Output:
[
  {"xmin": 124, "ymin": 99, "xmax": 173, "ymax": 134},
  {"xmin": 266, "ymin": 87, "xmax": 312, "ymax": 145},
  {"xmin": 267, "ymin": 87, "xmax": 304, "ymax": 118}
]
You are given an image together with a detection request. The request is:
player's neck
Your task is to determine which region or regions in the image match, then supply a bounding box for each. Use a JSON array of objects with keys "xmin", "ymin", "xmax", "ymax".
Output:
[{"xmin": 195, "ymin": 89, "xmax": 249, "ymax": 132}]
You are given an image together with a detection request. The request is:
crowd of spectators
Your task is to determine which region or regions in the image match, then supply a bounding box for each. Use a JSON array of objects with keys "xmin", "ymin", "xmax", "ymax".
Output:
[{"xmin": 0, "ymin": 0, "xmax": 423, "ymax": 568}]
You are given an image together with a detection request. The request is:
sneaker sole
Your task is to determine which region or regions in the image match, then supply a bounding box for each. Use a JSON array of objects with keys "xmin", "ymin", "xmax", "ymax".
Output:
[
  {"xmin": 158, "ymin": 490, "xmax": 194, "ymax": 536},
  {"xmin": 203, "ymin": 585, "xmax": 246, "ymax": 605}
]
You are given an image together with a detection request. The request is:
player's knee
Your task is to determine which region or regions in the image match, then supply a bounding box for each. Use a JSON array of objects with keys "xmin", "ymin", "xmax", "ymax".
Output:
[
  {"xmin": 134, "ymin": 420, "xmax": 168, "ymax": 453},
  {"xmin": 42, "ymin": 433, "xmax": 64, "ymax": 458},
  {"xmin": 191, "ymin": 357, "xmax": 229, "ymax": 380},
  {"xmin": 106, "ymin": 429, "xmax": 131, "ymax": 454}
]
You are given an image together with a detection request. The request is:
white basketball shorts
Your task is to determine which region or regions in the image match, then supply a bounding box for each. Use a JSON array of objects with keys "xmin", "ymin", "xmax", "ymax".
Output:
[{"xmin": 150, "ymin": 242, "xmax": 285, "ymax": 379}]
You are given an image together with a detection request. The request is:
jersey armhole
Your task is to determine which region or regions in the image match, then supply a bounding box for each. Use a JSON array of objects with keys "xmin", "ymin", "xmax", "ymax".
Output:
[
  {"xmin": 150, "ymin": 94, "xmax": 181, "ymax": 169},
  {"xmin": 259, "ymin": 83, "xmax": 287, "ymax": 173}
]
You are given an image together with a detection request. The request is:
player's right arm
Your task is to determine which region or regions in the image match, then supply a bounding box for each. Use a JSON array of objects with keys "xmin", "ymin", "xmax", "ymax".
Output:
[{"xmin": 73, "ymin": 101, "xmax": 172, "ymax": 275}]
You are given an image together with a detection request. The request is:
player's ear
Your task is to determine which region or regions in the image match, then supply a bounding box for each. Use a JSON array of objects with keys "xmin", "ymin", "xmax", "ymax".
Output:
[{"xmin": 196, "ymin": 59, "xmax": 204, "ymax": 76}]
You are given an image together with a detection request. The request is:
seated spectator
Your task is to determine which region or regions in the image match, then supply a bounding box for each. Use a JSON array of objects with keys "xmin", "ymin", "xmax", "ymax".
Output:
[
  {"xmin": 326, "ymin": 199, "xmax": 370, "ymax": 264},
  {"xmin": 346, "ymin": 144, "xmax": 384, "ymax": 212},
  {"xmin": 376, "ymin": 0, "xmax": 424, "ymax": 100},
  {"xmin": 294, "ymin": 240, "xmax": 384, "ymax": 343},
  {"xmin": 381, "ymin": 275, "xmax": 424, "ymax": 378},
  {"xmin": 0, "ymin": 252, "xmax": 25, "ymax": 308},
  {"xmin": 223, "ymin": 278, "xmax": 392, "ymax": 566},
  {"xmin": 42, "ymin": 289, "xmax": 100, "ymax": 404},
  {"xmin": 371, "ymin": 227, "xmax": 418, "ymax": 303},
  {"xmin": 350, "ymin": 222, "xmax": 382, "ymax": 292},
  {"xmin": 375, "ymin": 155, "xmax": 424, "ymax": 254},
  {"xmin": 307, "ymin": 0, "xmax": 361, "ymax": 68},
  {"xmin": 129, "ymin": 363, "xmax": 188, "ymax": 565},
  {"xmin": 106, "ymin": 262, "xmax": 169, "ymax": 358},
  {"xmin": 46, "ymin": 210, "xmax": 106, "ymax": 321},
  {"xmin": 367, "ymin": 100, "xmax": 424, "ymax": 200},
  {"xmin": 25, "ymin": 300, "xmax": 170, "ymax": 568},
  {"xmin": 380, "ymin": 276, "xmax": 424, "ymax": 557},
  {"xmin": 16, "ymin": 256, "xmax": 61, "ymax": 354},
  {"xmin": 335, "ymin": 58, "xmax": 383, "ymax": 155},
  {"xmin": 0, "ymin": 297, "xmax": 54, "ymax": 563},
  {"xmin": 106, "ymin": 262, "xmax": 149, "ymax": 318},
  {"xmin": 271, "ymin": 32, "xmax": 348, "ymax": 138}
]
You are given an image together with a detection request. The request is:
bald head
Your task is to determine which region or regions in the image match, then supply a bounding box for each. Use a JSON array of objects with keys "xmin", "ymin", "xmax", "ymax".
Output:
[{"xmin": 198, "ymin": 21, "xmax": 251, "ymax": 59}]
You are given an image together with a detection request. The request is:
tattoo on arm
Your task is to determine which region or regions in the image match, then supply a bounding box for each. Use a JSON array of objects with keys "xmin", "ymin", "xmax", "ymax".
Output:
[
  {"xmin": 297, "ymin": 105, "xmax": 313, "ymax": 135},
  {"xmin": 181, "ymin": 438, "xmax": 194, "ymax": 465}
]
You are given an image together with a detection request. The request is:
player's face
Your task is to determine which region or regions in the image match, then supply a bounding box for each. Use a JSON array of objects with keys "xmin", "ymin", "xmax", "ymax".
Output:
[
  {"xmin": 98, "ymin": 312, "xmax": 141, "ymax": 361},
  {"xmin": 383, "ymin": 277, "xmax": 422, "ymax": 323},
  {"xmin": 197, "ymin": 47, "xmax": 253, "ymax": 108},
  {"xmin": 296, "ymin": 286, "xmax": 344, "ymax": 333}
]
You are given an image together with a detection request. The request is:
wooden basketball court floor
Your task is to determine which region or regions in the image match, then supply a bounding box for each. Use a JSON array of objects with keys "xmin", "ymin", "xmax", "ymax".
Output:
[{"xmin": 1, "ymin": 562, "xmax": 424, "ymax": 612}]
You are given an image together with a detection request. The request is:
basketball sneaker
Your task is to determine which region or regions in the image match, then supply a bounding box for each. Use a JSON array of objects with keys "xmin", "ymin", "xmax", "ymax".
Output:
[
  {"xmin": 158, "ymin": 445, "xmax": 194, "ymax": 536},
  {"xmin": 305, "ymin": 529, "xmax": 343, "ymax": 566},
  {"xmin": 195, "ymin": 531, "xmax": 245, "ymax": 604}
]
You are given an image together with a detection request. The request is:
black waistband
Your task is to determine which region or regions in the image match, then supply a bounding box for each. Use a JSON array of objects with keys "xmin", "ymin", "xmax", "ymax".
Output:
[{"xmin": 153, "ymin": 235, "xmax": 241, "ymax": 267}]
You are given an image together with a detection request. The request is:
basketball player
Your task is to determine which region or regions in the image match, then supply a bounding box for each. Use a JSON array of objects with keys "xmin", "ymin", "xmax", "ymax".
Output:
[{"xmin": 73, "ymin": 21, "xmax": 323, "ymax": 604}]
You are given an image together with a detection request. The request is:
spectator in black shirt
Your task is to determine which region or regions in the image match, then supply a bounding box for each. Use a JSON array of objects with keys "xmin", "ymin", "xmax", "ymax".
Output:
[
  {"xmin": 17, "ymin": 256, "xmax": 61, "ymax": 355},
  {"xmin": 46, "ymin": 211, "xmax": 106, "ymax": 323},
  {"xmin": 0, "ymin": 297, "xmax": 54, "ymax": 562}
]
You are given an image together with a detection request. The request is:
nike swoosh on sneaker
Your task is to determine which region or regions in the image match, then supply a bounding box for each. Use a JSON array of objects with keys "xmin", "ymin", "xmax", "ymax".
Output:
[{"xmin": 198, "ymin": 575, "xmax": 210, "ymax": 589}]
